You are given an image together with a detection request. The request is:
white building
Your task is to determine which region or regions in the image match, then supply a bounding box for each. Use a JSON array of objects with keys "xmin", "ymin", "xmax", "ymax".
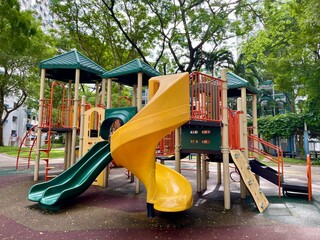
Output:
[
  {"xmin": 20, "ymin": 0, "xmax": 56, "ymax": 32},
  {"xmin": 2, "ymin": 98, "xmax": 38, "ymax": 146},
  {"xmin": 1, "ymin": 0, "xmax": 54, "ymax": 146}
]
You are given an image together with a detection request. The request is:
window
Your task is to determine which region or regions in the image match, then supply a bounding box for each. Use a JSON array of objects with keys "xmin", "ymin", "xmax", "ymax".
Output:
[
  {"xmin": 12, "ymin": 116, "xmax": 18, "ymax": 122},
  {"xmin": 11, "ymin": 130, "xmax": 17, "ymax": 137}
]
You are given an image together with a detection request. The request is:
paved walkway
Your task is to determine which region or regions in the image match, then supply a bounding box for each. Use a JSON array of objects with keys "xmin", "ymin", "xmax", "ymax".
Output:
[{"xmin": 1, "ymin": 153, "xmax": 320, "ymax": 239}]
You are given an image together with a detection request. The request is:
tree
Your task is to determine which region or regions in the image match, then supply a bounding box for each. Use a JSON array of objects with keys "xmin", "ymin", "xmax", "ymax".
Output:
[
  {"xmin": 257, "ymin": 113, "xmax": 303, "ymax": 141},
  {"xmin": 230, "ymin": 53, "xmax": 264, "ymax": 85},
  {"xmin": 241, "ymin": 0, "xmax": 320, "ymax": 112},
  {"xmin": 102, "ymin": 0, "xmax": 252, "ymax": 73},
  {"xmin": 50, "ymin": 0, "xmax": 126, "ymax": 68},
  {"xmin": 193, "ymin": 48, "xmax": 234, "ymax": 76},
  {"xmin": 51, "ymin": 0, "xmax": 260, "ymax": 74},
  {"xmin": 0, "ymin": 0, "xmax": 53, "ymax": 146}
]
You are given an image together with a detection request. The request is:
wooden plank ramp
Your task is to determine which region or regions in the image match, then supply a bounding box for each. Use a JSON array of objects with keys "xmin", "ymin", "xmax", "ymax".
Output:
[{"xmin": 230, "ymin": 149, "xmax": 269, "ymax": 213}]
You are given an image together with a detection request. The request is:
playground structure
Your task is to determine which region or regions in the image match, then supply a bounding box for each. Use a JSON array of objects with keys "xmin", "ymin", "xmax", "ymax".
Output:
[{"xmin": 24, "ymin": 49, "xmax": 313, "ymax": 216}]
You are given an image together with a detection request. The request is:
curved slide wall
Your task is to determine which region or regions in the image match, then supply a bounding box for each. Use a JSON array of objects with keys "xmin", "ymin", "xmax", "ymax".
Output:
[{"xmin": 111, "ymin": 73, "xmax": 193, "ymax": 212}]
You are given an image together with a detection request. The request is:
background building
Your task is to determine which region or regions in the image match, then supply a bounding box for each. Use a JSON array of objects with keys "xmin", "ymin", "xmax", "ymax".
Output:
[
  {"xmin": 1, "ymin": 1, "xmax": 55, "ymax": 146},
  {"xmin": 19, "ymin": 0, "xmax": 56, "ymax": 32}
]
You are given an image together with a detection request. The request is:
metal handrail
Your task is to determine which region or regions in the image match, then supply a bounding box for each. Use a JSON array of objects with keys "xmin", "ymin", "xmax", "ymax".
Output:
[
  {"xmin": 248, "ymin": 134, "xmax": 284, "ymax": 197},
  {"xmin": 16, "ymin": 125, "xmax": 38, "ymax": 170}
]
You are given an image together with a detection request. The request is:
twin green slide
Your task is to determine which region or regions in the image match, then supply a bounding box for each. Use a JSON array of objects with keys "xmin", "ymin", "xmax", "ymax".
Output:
[{"xmin": 28, "ymin": 141, "xmax": 112, "ymax": 209}]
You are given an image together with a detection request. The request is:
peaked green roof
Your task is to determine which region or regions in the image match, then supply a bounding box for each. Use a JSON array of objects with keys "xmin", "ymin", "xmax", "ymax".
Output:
[
  {"xmin": 39, "ymin": 49, "xmax": 107, "ymax": 83},
  {"xmin": 227, "ymin": 72, "xmax": 260, "ymax": 97},
  {"xmin": 102, "ymin": 59, "xmax": 161, "ymax": 86}
]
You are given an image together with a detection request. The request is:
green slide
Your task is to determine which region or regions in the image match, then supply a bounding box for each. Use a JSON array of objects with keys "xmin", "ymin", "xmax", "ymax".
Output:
[
  {"xmin": 28, "ymin": 107, "xmax": 137, "ymax": 209},
  {"xmin": 28, "ymin": 141, "xmax": 112, "ymax": 208}
]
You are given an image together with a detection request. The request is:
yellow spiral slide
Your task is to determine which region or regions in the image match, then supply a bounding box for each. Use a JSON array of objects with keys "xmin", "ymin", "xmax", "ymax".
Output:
[{"xmin": 111, "ymin": 73, "xmax": 193, "ymax": 213}]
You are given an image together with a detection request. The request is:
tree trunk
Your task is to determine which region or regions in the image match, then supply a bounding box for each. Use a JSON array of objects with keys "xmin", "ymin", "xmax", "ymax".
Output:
[
  {"xmin": 297, "ymin": 133, "xmax": 304, "ymax": 158},
  {"xmin": 0, "ymin": 124, "xmax": 4, "ymax": 146}
]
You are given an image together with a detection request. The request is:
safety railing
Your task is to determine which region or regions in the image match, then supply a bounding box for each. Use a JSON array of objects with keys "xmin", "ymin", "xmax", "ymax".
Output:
[
  {"xmin": 248, "ymin": 131, "xmax": 284, "ymax": 197},
  {"xmin": 156, "ymin": 131, "xmax": 175, "ymax": 156},
  {"xmin": 189, "ymin": 72, "xmax": 222, "ymax": 123},
  {"xmin": 41, "ymin": 99, "xmax": 52, "ymax": 128},
  {"xmin": 118, "ymin": 96, "xmax": 132, "ymax": 107}
]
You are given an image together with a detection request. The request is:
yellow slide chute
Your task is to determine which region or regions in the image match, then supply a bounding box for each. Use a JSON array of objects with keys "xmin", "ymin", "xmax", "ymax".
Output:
[{"xmin": 111, "ymin": 73, "xmax": 193, "ymax": 212}]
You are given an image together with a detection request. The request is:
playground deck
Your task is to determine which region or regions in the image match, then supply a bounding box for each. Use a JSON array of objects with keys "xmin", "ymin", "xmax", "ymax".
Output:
[{"xmin": 1, "ymin": 153, "xmax": 320, "ymax": 240}]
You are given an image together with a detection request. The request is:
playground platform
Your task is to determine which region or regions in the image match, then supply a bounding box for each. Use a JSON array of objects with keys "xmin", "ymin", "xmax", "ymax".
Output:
[{"xmin": 1, "ymin": 153, "xmax": 320, "ymax": 240}]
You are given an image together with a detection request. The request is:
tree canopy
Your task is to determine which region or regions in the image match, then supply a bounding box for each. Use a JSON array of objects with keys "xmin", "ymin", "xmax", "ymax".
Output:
[
  {"xmin": 241, "ymin": 0, "xmax": 320, "ymax": 112},
  {"xmin": 0, "ymin": 0, "xmax": 53, "ymax": 145},
  {"xmin": 3, "ymin": 0, "xmax": 320, "ymax": 149},
  {"xmin": 51, "ymin": 0, "xmax": 259, "ymax": 74}
]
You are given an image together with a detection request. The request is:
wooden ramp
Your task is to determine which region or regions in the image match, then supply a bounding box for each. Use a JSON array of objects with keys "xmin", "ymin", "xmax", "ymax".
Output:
[{"xmin": 230, "ymin": 150, "xmax": 269, "ymax": 213}]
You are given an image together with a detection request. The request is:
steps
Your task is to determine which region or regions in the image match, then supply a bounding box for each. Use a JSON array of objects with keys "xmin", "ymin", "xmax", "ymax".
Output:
[{"xmin": 230, "ymin": 150, "xmax": 269, "ymax": 213}]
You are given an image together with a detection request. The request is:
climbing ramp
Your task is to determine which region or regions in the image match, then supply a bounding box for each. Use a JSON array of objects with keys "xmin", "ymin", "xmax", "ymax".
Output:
[{"xmin": 230, "ymin": 149, "xmax": 269, "ymax": 213}]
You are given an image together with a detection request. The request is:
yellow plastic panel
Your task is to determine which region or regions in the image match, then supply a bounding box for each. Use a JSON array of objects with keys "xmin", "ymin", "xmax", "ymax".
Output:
[
  {"xmin": 111, "ymin": 73, "xmax": 193, "ymax": 212},
  {"xmin": 154, "ymin": 162, "xmax": 193, "ymax": 211}
]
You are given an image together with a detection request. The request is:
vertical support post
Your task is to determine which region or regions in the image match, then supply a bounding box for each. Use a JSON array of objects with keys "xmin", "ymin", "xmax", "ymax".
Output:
[
  {"xmin": 221, "ymin": 68, "xmax": 230, "ymax": 210},
  {"xmin": 65, "ymin": 81, "xmax": 72, "ymax": 169},
  {"xmin": 241, "ymin": 87, "xmax": 248, "ymax": 159},
  {"xmin": 134, "ymin": 72, "xmax": 143, "ymax": 193},
  {"xmin": 107, "ymin": 78, "xmax": 112, "ymax": 109},
  {"xmin": 94, "ymin": 81, "xmax": 100, "ymax": 131},
  {"xmin": 95, "ymin": 80, "xmax": 100, "ymax": 107},
  {"xmin": 64, "ymin": 132, "xmax": 70, "ymax": 170},
  {"xmin": 174, "ymin": 128, "xmax": 181, "ymax": 173},
  {"xmin": 100, "ymin": 79, "xmax": 108, "ymax": 186},
  {"xmin": 237, "ymin": 98, "xmax": 247, "ymax": 198},
  {"xmin": 105, "ymin": 78, "xmax": 113, "ymax": 188},
  {"xmin": 252, "ymin": 94, "xmax": 260, "ymax": 184},
  {"xmin": 252, "ymin": 94, "xmax": 258, "ymax": 140},
  {"xmin": 137, "ymin": 73, "xmax": 143, "ymax": 112},
  {"xmin": 217, "ymin": 162, "xmax": 222, "ymax": 184},
  {"xmin": 130, "ymin": 85, "xmax": 137, "ymax": 184},
  {"xmin": 67, "ymin": 81, "xmax": 72, "ymax": 126},
  {"xmin": 79, "ymin": 96, "xmax": 86, "ymax": 159},
  {"xmin": 34, "ymin": 68, "xmax": 46, "ymax": 181},
  {"xmin": 196, "ymin": 153, "xmax": 201, "ymax": 192},
  {"xmin": 70, "ymin": 69, "xmax": 80, "ymax": 165},
  {"xmin": 132, "ymin": 85, "xmax": 137, "ymax": 106},
  {"xmin": 237, "ymin": 98, "xmax": 243, "ymax": 148},
  {"xmin": 201, "ymin": 153, "xmax": 207, "ymax": 191},
  {"xmin": 241, "ymin": 87, "xmax": 248, "ymax": 199},
  {"xmin": 67, "ymin": 132, "xmax": 72, "ymax": 168},
  {"xmin": 100, "ymin": 78, "xmax": 107, "ymax": 106}
]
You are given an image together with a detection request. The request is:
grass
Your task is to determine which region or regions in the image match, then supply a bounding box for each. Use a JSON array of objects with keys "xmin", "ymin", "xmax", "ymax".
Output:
[
  {"xmin": 0, "ymin": 145, "xmax": 65, "ymax": 159},
  {"xmin": 1, "ymin": 145, "xmax": 317, "ymax": 165},
  {"xmin": 256, "ymin": 154, "xmax": 317, "ymax": 166},
  {"xmin": 283, "ymin": 157, "xmax": 307, "ymax": 165}
]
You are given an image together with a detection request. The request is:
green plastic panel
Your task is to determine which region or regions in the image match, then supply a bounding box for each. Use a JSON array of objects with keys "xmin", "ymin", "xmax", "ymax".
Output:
[
  {"xmin": 100, "ymin": 107, "xmax": 137, "ymax": 140},
  {"xmin": 181, "ymin": 125, "xmax": 221, "ymax": 152}
]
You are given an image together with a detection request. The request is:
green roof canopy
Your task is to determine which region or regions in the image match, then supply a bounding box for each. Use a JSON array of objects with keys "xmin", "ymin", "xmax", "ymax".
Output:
[
  {"xmin": 227, "ymin": 72, "xmax": 260, "ymax": 97},
  {"xmin": 102, "ymin": 59, "xmax": 161, "ymax": 86},
  {"xmin": 39, "ymin": 49, "xmax": 107, "ymax": 83}
]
